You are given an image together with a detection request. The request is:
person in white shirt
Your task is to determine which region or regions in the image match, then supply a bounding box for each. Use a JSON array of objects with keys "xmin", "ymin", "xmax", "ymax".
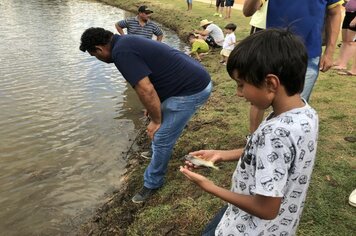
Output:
[
  {"xmin": 220, "ymin": 23, "xmax": 237, "ymax": 65},
  {"xmin": 195, "ymin": 19, "xmax": 224, "ymax": 48}
]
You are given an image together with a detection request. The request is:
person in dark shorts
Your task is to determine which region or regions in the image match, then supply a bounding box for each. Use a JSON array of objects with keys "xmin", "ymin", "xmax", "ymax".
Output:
[
  {"xmin": 225, "ymin": 0, "xmax": 235, "ymax": 19},
  {"xmin": 195, "ymin": 19, "xmax": 224, "ymax": 48},
  {"xmin": 214, "ymin": 0, "xmax": 225, "ymax": 17}
]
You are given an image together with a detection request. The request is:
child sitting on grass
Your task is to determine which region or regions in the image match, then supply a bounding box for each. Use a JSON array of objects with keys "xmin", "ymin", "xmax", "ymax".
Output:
[
  {"xmin": 187, "ymin": 33, "xmax": 210, "ymax": 62},
  {"xmin": 220, "ymin": 23, "xmax": 236, "ymax": 65},
  {"xmin": 180, "ymin": 28, "xmax": 319, "ymax": 235}
]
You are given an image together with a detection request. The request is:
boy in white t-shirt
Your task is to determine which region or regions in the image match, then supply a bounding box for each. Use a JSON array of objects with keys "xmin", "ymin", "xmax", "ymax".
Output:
[
  {"xmin": 220, "ymin": 23, "xmax": 237, "ymax": 65},
  {"xmin": 180, "ymin": 29, "xmax": 319, "ymax": 236}
]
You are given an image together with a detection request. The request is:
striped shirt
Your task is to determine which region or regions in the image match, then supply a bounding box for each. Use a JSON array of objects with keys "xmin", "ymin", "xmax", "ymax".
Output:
[{"xmin": 117, "ymin": 16, "xmax": 163, "ymax": 39}]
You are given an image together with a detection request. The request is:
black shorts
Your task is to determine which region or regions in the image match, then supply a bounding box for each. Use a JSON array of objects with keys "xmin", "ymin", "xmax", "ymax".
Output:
[
  {"xmin": 342, "ymin": 11, "xmax": 356, "ymax": 31},
  {"xmin": 250, "ymin": 26, "xmax": 264, "ymax": 35},
  {"xmin": 216, "ymin": 0, "xmax": 225, "ymax": 7},
  {"xmin": 205, "ymin": 35, "xmax": 222, "ymax": 48}
]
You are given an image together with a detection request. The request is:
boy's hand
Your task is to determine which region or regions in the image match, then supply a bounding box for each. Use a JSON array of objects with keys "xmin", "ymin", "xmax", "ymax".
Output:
[
  {"xmin": 179, "ymin": 166, "xmax": 214, "ymax": 190},
  {"xmin": 189, "ymin": 150, "xmax": 221, "ymax": 163}
]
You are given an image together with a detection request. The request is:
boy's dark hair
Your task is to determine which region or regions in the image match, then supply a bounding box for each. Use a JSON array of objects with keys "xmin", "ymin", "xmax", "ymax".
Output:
[
  {"xmin": 187, "ymin": 33, "xmax": 196, "ymax": 41},
  {"xmin": 225, "ymin": 23, "xmax": 237, "ymax": 31},
  {"xmin": 79, "ymin": 27, "xmax": 113, "ymax": 52},
  {"xmin": 226, "ymin": 28, "xmax": 308, "ymax": 96}
]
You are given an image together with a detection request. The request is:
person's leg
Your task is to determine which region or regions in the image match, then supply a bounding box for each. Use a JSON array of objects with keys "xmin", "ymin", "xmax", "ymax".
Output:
[
  {"xmin": 333, "ymin": 29, "xmax": 347, "ymax": 69},
  {"xmin": 223, "ymin": 55, "xmax": 228, "ymax": 63},
  {"xmin": 143, "ymin": 82, "xmax": 212, "ymax": 189},
  {"xmin": 219, "ymin": 1, "xmax": 225, "ymax": 17},
  {"xmin": 202, "ymin": 205, "xmax": 228, "ymax": 236},
  {"xmin": 224, "ymin": 6, "xmax": 231, "ymax": 19},
  {"xmin": 249, "ymin": 104, "xmax": 265, "ymax": 134},
  {"xmin": 215, "ymin": 0, "xmax": 220, "ymax": 15},
  {"xmin": 220, "ymin": 55, "xmax": 225, "ymax": 63},
  {"xmin": 301, "ymin": 57, "xmax": 320, "ymax": 102},
  {"xmin": 350, "ymin": 46, "xmax": 356, "ymax": 74},
  {"xmin": 187, "ymin": 0, "xmax": 192, "ymax": 11},
  {"xmin": 334, "ymin": 29, "xmax": 356, "ymax": 69}
]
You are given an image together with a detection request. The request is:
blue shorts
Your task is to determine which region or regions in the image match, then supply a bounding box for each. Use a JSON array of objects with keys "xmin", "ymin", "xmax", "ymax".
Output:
[{"xmin": 225, "ymin": 0, "xmax": 234, "ymax": 6}]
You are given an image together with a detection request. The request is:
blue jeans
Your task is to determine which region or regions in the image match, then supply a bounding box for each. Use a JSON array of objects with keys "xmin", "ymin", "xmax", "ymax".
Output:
[
  {"xmin": 144, "ymin": 81, "xmax": 212, "ymax": 189},
  {"xmin": 301, "ymin": 57, "xmax": 320, "ymax": 102},
  {"xmin": 202, "ymin": 205, "xmax": 228, "ymax": 236}
]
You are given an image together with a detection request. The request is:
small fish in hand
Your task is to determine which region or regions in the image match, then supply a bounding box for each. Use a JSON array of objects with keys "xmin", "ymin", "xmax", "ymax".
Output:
[{"xmin": 184, "ymin": 154, "xmax": 219, "ymax": 170}]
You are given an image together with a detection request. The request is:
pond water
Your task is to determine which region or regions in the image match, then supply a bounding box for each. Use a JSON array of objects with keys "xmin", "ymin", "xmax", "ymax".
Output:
[{"xmin": 0, "ymin": 0, "xmax": 187, "ymax": 235}]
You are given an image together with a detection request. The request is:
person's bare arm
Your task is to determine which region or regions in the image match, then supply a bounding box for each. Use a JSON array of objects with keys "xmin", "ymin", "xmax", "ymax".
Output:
[
  {"xmin": 194, "ymin": 29, "xmax": 210, "ymax": 36},
  {"xmin": 115, "ymin": 22, "xmax": 125, "ymax": 35},
  {"xmin": 156, "ymin": 34, "xmax": 163, "ymax": 42},
  {"xmin": 243, "ymin": 0, "xmax": 263, "ymax": 17},
  {"xmin": 134, "ymin": 77, "xmax": 161, "ymax": 139},
  {"xmin": 180, "ymin": 167, "xmax": 282, "ymax": 220},
  {"xmin": 320, "ymin": 4, "xmax": 342, "ymax": 72},
  {"xmin": 190, "ymin": 148, "xmax": 244, "ymax": 163}
]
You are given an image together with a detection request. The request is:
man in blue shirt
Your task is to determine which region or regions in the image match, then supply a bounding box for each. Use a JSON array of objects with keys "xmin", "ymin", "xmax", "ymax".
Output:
[
  {"xmin": 79, "ymin": 27, "xmax": 212, "ymax": 203},
  {"xmin": 243, "ymin": 0, "xmax": 342, "ymax": 133},
  {"xmin": 115, "ymin": 5, "xmax": 163, "ymax": 41}
]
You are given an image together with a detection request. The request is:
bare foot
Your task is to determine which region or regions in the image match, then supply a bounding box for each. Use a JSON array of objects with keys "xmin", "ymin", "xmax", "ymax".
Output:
[{"xmin": 332, "ymin": 65, "xmax": 347, "ymax": 71}]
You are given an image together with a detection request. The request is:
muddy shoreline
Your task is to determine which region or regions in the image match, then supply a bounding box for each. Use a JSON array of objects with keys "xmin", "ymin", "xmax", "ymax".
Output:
[{"xmin": 77, "ymin": 120, "xmax": 151, "ymax": 235}]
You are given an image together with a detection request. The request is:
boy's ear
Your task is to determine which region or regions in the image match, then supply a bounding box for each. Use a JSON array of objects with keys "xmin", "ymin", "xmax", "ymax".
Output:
[
  {"xmin": 265, "ymin": 74, "xmax": 280, "ymax": 93},
  {"xmin": 95, "ymin": 45, "xmax": 104, "ymax": 52}
]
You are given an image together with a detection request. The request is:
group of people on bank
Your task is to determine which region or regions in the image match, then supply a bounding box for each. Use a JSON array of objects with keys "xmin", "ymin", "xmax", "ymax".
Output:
[{"xmin": 79, "ymin": 0, "xmax": 354, "ymax": 235}]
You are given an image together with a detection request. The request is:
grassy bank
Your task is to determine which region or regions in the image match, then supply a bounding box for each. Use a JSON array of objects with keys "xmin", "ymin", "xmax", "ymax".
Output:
[{"xmin": 78, "ymin": 0, "xmax": 356, "ymax": 235}]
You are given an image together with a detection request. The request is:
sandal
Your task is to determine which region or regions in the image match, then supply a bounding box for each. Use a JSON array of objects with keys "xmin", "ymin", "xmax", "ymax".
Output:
[
  {"xmin": 344, "ymin": 136, "xmax": 356, "ymax": 143},
  {"xmin": 349, "ymin": 189, "xmax": 356, "ymax": 208},
  {"xmin": 338, "ymin": 70, "xmax": 356, "ymax": 76}
]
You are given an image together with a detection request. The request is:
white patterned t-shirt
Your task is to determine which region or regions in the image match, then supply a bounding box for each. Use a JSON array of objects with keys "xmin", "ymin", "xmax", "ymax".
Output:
[{"xmin": 215, "ymin": 102, "xmax": 319, "ymax": 236}]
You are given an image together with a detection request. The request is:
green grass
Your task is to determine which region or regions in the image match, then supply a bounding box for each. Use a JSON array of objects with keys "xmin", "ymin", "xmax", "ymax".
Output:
[{"xmin": 79, "ymin": 0, "xmax": 356, "ymax": 235}]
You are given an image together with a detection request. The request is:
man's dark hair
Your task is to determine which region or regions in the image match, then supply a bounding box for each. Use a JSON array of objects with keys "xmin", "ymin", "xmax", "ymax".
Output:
[
  {"xmin": 79, "ymin": 27, "xmax": 113, "ymax": 52},
  {"xmin": 226, "ymin": 28, "xmax": 308, "ymax": 96},
  {"xmin": 224, "ymin": 23, "xmax": 237, "ymax": 31}
]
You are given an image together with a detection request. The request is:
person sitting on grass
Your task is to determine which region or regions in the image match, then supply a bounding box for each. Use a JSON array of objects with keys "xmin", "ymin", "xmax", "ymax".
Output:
[
  {"xmin": 195, "ymin": 19, "xmax": 224, "ymax": 48},
  {"xmin": 220, "ymin": 23, "xmax": 237, "ymax": 65},
  {"xmin": 180, "ymin": 28, "xmax": 319, "ymax": 235},
  {"xmin": 187, "ymin": 33, "xmax": 210, "ymax": 62}
]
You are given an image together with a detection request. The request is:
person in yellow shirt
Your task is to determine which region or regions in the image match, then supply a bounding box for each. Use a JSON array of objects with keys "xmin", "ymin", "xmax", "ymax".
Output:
[{"xmin": 187, "ymin": 33, "xmax": 210, "ymax": 62}]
